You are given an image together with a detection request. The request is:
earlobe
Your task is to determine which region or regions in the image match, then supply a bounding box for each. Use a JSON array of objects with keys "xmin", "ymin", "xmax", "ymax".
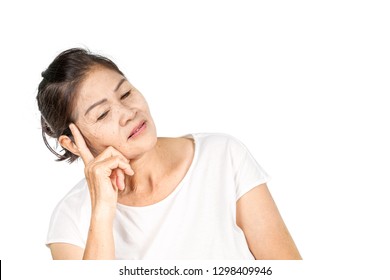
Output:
[{"xmin": 59, "ymin": 135, "xmax": 80, "ymax": 156}]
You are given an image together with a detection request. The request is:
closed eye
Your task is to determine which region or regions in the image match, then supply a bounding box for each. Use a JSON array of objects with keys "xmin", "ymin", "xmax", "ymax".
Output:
[
  {"xmin": 97, "ymin": 110, "xmax": 109, "ymax": 121},
  {"xmin": 121, "ymin": 90, "xmax": 131, "ymax": 100}
]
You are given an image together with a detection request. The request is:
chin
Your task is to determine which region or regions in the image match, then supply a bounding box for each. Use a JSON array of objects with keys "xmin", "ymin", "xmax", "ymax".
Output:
[{"xmin": 127, "ymin": 126, "xmax": 158, "ymax": 159}]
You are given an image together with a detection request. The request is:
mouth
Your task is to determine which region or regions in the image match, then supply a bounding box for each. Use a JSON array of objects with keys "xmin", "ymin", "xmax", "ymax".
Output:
[{"xmin": 128, "ymin": 121, "xmax": 147, "ymax": 139}]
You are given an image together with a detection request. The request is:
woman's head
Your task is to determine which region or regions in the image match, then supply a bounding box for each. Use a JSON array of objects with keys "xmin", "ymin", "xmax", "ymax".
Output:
[{"xmin": 37, "ymin": 48, "xmax": 157, "ymax": 163}]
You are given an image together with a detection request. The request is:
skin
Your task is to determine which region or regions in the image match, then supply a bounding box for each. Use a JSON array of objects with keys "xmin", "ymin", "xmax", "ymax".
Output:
[{"xmin": 52, "ymin": 66, "xmax": 301, "ymax": 260}]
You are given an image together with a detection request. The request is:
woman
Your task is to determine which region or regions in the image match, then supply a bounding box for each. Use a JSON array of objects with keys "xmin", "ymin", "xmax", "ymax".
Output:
[{"xmin": 37, "ymin": 48, "xmax": 301, "ymax": 260}]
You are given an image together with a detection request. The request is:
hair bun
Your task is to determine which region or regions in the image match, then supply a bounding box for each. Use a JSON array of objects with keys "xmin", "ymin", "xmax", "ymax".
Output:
[{"xmin": 41, "ymin": 70, "xmax": 48, "ymax": 79}]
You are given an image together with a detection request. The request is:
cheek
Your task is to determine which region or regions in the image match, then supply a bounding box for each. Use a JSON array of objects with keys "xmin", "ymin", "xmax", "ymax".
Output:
[
  {"xmin": 85, "ymin": 125, "xmax": 116, "ymax": 150},
  {"xmin": 76, "ymin": 120, "xmax": 117, "ymax": 155}
]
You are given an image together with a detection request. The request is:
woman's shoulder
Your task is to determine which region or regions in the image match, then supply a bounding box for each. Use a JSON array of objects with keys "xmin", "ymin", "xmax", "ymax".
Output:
[
  {"xmin": 188, "ymin": 132, "xmax": 237, "ymax": 142},
  {"xmin": 53, "ymin": 178, "xmax": 90, "ymax": 212},
  {"xmin": 46, "ymin": 178, "xmax": 90, "ymax": 248},
  {"xmin": 162, "ymin": 133, "xmax": 243, "ymax": 152},
  {"xmin": 189, "ymin": 133, "xmax": 247, "ymax": 150},
  {"xmin": 182, "ymin": 133, "xmax": 251, "ymax": 162}
]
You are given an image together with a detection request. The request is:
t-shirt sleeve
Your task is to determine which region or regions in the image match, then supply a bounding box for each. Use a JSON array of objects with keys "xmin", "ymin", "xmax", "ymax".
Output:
[
  {"xmin": 230, "ymin": 137, "xmax": 271, "ymax": 200},
  {"xmin": 46, "ymin": 183, "xmax": 89, "ymax": 249}
]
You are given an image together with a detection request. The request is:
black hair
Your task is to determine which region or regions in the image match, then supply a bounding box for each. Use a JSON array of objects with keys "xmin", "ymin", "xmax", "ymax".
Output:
[{"xmin": 36, "ymin": 48, "xmax": 124, "ymax": 162}]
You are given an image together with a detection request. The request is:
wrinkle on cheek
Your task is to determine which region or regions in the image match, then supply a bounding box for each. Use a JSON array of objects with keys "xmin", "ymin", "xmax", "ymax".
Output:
[
  {"xmin": 93, "ymin": 124, "xmax": 117, "ymax": 149},
  {"xmin": 78, "ymin": 116, "xmax": 119, "ymax": 153},
  {"xmin": 76, "ymin": 118, "xmax": 102, "ymax": 152}
]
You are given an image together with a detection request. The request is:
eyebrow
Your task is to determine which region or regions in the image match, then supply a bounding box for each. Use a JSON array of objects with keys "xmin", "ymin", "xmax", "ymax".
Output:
[
  {"xmin": 84, "ymin": 98, "xmax": 107, "ymax": 116},
  {"xmin": 84, "ymin": 78, "xmax": 127, "ymax": 116},
  {"xmin": 114, "ymin": 78, "xmax": 127, "ymax": 92}
]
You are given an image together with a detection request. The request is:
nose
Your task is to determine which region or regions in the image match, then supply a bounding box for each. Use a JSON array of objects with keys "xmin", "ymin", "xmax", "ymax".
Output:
[{"xmin": 118, "ymin": 103, "xmax": 136, "ymax": 126}]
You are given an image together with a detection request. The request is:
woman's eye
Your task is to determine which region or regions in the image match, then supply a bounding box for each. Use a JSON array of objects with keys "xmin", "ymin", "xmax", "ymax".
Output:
[
  {"xmin": 121, "ymin": 90, "xmax": 131, "ymax": 100},
  {"xmin": 97, "ymin": 111, "xmax": 109, "ymax": 121}
]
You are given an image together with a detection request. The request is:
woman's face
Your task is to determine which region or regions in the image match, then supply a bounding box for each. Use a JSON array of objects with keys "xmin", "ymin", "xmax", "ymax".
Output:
[{"xmin": 72, "ymin": 66, "xmax": 157, "ymax": 159}]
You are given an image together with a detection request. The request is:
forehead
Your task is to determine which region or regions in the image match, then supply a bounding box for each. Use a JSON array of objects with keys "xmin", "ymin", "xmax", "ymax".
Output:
[
  {"xmin": 76, "ymin": 67, "xmax": 123, "ymax": 103},
  {"xmin": 79, "ymin": 67, "xmax": 124, "ymax": 99}
]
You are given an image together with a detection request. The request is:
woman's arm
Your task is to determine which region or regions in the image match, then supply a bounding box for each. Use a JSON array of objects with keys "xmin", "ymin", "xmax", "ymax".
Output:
[
  {"xmin": 50, "ymin": 124, "xmax": 133, "ymax": 260},
  {"xmin": 48, "ymin": 207, "xmax": 115, "ymax": 260},
  {"xmin": 49, "ymin": 243, "xmax": 84, "ymax": 260},
  {"xmin": 82, "ymin": 205, "xmax": 116, "ymax": 259},
  {"xmin": 236, "ymin": 183, "xmax": 302, "ymax": 260}
]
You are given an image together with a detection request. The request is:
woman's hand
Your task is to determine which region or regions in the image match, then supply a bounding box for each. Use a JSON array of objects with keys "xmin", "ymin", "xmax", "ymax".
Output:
[
  {"xmin": 69, "ymin": 123, "xmax": 134, "ymax": 217},
  {"xmin": 67, "ymin": 123, "xmax": 134, "ymax": 260}
]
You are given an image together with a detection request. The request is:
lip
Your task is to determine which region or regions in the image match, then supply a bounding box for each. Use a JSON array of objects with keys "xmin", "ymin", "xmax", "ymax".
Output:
[{"xmin": 128, "ymin": 121, "xmax": 147, "ymax": 140}]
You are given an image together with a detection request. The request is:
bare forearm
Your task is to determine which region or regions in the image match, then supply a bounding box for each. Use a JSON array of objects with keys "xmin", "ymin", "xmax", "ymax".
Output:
[{"xmin": 83, "ymin": 208, "xmax": 115, "ymax": 260}]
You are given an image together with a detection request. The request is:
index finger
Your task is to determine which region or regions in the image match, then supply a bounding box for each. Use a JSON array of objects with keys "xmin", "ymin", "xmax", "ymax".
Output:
[{"xmin": 69, "ymin": 123, "xmax": 94, "ymax": 164}]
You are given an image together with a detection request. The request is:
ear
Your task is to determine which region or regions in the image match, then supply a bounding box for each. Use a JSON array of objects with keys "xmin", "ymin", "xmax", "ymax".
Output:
[{"xmin": 59, "ymin": 135, "xmax": 80, "ymax": 157}]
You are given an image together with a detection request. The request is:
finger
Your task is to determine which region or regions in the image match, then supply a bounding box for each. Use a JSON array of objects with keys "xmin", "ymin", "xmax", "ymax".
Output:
[
  {"xmin": 69, "ymin": 123, "xmax": 94, "ymax": 164},
  {"xmin": 115, "ymin": 169, "xmax": 125, "ymax": 191},
  {"xmin": 112, "ymin": 159, "xmax": 134, "ymax": 177},
  {"xmin": 110, "ymin": 169, "xmax": 125, "ymax": 191},
  {"xmin": 94, "ymin": 147, "xmax": 135, "ymax": 175},
  {"xmin": 95, "ymin": 157, "xmax": 134, "ymax": 177},
  {"xmin": 95, "ymin": 146, "xmax": 129, "ymax": 164}
]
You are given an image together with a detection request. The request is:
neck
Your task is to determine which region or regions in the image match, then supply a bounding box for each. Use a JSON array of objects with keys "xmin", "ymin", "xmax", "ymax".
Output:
[{"xmin": 124, "ymin": 138, "xmax": 167, "ymax": 194}]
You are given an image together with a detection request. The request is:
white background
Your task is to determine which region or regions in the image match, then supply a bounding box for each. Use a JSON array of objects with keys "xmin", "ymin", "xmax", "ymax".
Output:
[{"xmin": 0, "ymin": 0, "xmax": 389, "ymax": 278}]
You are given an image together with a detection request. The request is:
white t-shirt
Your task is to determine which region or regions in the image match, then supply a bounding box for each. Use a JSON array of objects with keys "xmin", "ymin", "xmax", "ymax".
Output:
[{"xmin": 46, "ymin": 133, "xmax": 271, "ymax": 259}]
